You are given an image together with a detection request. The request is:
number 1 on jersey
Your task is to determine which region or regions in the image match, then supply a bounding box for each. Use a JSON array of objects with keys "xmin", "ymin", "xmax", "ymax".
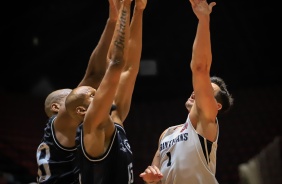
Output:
[{"xmin": 166, "ymin": 152, "xmax": 171, "ymax": 167}]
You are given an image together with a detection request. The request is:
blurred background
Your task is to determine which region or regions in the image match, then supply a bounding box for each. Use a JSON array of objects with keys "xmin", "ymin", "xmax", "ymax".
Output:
[{"xmin": 1, "ymin": 0, "xmax": 281, "ymax": 183}]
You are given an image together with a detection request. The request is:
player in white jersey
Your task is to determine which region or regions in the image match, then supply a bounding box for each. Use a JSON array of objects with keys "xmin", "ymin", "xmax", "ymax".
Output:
[
  {"xmin": 158, "ymin": 115, "xmax": 219, "ymax": 184},
  {"xmin": 139, "ymin": 0, "xmax": 234, "ymax": 183}
]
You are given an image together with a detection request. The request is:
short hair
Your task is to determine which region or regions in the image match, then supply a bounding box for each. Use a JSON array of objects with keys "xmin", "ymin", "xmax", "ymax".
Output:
[
  {"xmin": 44, "ymin": 88, "xmax": 72, "ymax": 117},
  {"xmin": 210, "ymin": 76, "xmax": 234, "ymax": 114}
]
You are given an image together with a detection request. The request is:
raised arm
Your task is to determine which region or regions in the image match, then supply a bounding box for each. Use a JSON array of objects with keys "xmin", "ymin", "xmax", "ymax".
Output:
[
  {"xmin": 112, "ymin": 0, "xmax": 147, "ymax": 125},
  {"xmin": 83, "ymin": 0, "xmax": 132, "ymax": 157},
  {"xmin": 78, "ymin": 0, "xmax": 121, "ymax": 88},
  {"xmin": 189, "ymin": 0, "xmax": 217, "ymax": 141},
  {"xmin": 54, "ymin": 0, "xmax": 121, "ymax": 147}
]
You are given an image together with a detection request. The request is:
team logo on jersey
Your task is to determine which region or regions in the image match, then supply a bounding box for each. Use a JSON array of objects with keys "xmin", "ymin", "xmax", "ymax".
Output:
[
  {"xmin": 120, "ymin": 139, "xmax": 132, "ymax": 153},
  {"xmin": 160, "ymin": 133, "xmax": 188, "ymax": 151},
  {"xmin": 124, "ymin": 140, "xmax": 131, "ymax": 152}
]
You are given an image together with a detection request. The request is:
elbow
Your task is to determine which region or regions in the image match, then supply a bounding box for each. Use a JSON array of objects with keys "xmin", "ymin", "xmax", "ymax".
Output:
[
  {"xmin": 190, "ymin": 60, "xmax": 209, "ymax": 73},
  {"xmin": 190, "ymin": 54, "xmax": 211, "ymax": 73}
]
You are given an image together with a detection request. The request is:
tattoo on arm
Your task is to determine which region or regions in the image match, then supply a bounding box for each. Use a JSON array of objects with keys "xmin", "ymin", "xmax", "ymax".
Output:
[{"xmin": 115, "ymin": 9, "xmax": 127, "ymax": 50}]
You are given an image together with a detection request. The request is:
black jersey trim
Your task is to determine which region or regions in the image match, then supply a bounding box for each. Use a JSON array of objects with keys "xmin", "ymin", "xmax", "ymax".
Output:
[
  {"xmin": 197, "ymin": 117, "xmax": 219, "ymax": 164},
  {"xmin": 198, "ymin": 134, "xmax": 212, "ymax": 163}
]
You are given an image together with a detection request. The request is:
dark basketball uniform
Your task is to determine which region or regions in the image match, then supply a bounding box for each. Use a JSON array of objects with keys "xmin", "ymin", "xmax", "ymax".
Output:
[
  {"xmin": 76, "ymin": 123, "xmax": 134, "ymax": 184},
  {"xmin": 36, "ymin": 115, "xmax": 80, "ymax": 184}
]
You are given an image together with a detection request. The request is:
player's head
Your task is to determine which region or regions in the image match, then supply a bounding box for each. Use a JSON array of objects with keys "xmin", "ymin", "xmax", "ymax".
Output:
[
  {"xmin": 185, "ymin": 76, "xmax": 233, "ymax": 114},
  {"xmin": 210, "ymin": 76, "xmax": 233, "ymax": 114},
  {"xmin": 65, "ymin": 86, "xmax": 96, "ymax": 122},
  {"xmin": 65, "ymin": 86, "xmax": 117, "ymax": 122},
  {"xmin": 44, "ymin": 88, "xmax": 72, "ymax": 118}
]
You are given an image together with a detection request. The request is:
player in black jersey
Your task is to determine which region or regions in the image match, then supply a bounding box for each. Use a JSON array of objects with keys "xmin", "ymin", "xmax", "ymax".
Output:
[
  {"xmin": 36, "ymin": 0, "xmax": 122, "ymax": 183},
  {"xmin": 65, "ymin": 0, "xmax": 147, "ymax": 183}
]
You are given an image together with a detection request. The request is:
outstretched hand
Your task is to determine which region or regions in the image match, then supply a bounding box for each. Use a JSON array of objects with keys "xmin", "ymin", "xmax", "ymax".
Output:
[
  {"xmin": 139, "ymin": 165, "xmax": 163, "ymax": 183},
  {"xmin": 189, "ymin": 0, "xmax": 216, "ymax": 18}
]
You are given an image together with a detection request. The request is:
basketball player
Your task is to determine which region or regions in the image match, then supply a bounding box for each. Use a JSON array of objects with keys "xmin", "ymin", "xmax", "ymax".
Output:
[
  {"xmin": 139, "ymin": 0, "xmax": 234, "ymax": 183},
  {"xmin": 65, "ymin": 0, "xmax": 147, "ymax": 182},
  {"xmin": 35, "ymin": 0, "xmax": 122, "ymax": 183}
]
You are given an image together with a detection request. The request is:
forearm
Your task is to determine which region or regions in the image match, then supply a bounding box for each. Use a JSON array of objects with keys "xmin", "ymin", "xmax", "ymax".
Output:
[
  {"xmin": 191, "ymin": 17, "xmax": 212, "ymax": 71},
  {"xmin": 126, "ymin": 8, "xmax": 144, "ymax": 71},
  {"xmin": 194, "ymin": 18, "xmax": 211, "ymax": 57},
  {"xmin": 78, "ymin": 12, "xmax": 117, "ymax": 88},
  {"xmin": 90, "ymin": 18, "xmax": 116, "ymax": 66},
  {"xmin": 108, "ymin": 0, "xmax": 131, "ymax": 62}
]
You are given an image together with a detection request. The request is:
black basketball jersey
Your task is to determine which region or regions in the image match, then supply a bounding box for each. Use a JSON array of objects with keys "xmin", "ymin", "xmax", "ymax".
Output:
[
  {"xmin": 76, "ymin": 123, "xmax": 134, "ymax": 184},
  {"xmin": 36, "ymin": 115, "xmax": 80, "ymax": 184}
]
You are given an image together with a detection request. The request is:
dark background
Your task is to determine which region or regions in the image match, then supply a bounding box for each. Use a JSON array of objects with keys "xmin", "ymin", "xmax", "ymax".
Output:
[
  {"xmin": 1, "ymin": 0, "xmax": 281, "ymax": 184},
  {"xmin": 2, "ymin": 0, "xmax": 281, "ymax": 96}
]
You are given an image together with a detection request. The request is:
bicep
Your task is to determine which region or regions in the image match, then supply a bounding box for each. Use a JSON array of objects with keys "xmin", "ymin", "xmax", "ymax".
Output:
[{"xmin": 192, "ymin": 73, "xmax": 217, "ymax": 117}]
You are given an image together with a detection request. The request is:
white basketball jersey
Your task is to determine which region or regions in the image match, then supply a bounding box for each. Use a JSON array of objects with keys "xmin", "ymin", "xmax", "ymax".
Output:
[{"xmin": 159, "ymin": 115, "xmax": 219, "ymax": 184}]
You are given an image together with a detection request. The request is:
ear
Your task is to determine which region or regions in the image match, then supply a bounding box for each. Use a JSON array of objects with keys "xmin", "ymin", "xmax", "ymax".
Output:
[
  {"xmin": 76, "ymin": 106, "xmax": 87, "ymax": 115},
  {"xmin": 217, "ymin": 103, "xmax": 222, "ymax": 111},
  {"xmin": 51, "ymin": 103, "xmax": 60, "ymax": 113}
]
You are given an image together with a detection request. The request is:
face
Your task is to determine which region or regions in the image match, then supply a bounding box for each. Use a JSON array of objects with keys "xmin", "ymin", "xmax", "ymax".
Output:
[
  {"xmin": 185, "ymin": 82, "xmax": 220, "ymax": 112},
  {"xmin": 185, "ymin": 92, "xmax": 195, "ymax": 112},
  {"xmin": 79, "ymin": 86, "xmax": 96, "ymax": 108}
]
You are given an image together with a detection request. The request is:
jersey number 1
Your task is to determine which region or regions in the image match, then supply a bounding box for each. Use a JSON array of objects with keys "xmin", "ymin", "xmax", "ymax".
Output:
[{"xmin": 166, "ymin": 152, "xmax": 172, "ymax": 167}]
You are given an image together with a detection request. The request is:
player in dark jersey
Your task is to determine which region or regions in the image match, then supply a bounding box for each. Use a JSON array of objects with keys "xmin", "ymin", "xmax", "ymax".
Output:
[
  {"xmin": 75, "ymin": 123, "xmax": 133, "ymax": 183},
  {"xmin": 65, "ymin": 0, "xmax": 147, "ymax": 183},
  {"xmin": 139, "ymin": 0, "xmax": 234, "ymax": 183},
  {"xmin": 36, "ymin": 0, "xmax": 122, "ymax": 182},
  {"xmin": 37, "ymin": 116, "xmax": 79, "ymax": 184}
]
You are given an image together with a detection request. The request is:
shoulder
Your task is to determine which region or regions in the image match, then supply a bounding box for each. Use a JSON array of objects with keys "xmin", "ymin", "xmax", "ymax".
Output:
[
  {"xmin": 115, "ymin": 123, "xmax": 124, "ymax": 132},
  {"xmin": 159, "ymin": 124, "xmax": 183, "ymax": 141}
]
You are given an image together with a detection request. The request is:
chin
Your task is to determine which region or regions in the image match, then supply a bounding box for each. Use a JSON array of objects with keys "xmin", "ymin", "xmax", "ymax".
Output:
[{"xmin": 185, "ymin": 103, "xmax": 192, "ymax": 111}]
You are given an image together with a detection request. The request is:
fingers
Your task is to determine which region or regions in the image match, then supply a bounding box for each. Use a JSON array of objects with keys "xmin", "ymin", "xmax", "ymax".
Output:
[
  {"xmin": 147, "ymin": 165, "xmax": 161, "ymax": 175},
  {"xmin": 140, "ymin": 165, "xmax": 163, "ymax": 177},
  {"xmin": 209, "ymin": 2, "xmax": 216, "ymax": 10}
]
